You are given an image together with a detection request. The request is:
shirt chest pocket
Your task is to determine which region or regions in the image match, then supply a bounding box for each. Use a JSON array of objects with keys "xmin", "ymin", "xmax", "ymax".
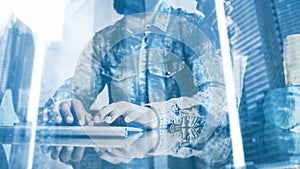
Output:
[
  {"xmin": 101, "ymin": 63, "xmax": 136, "ymax": 82},
  {"xmin": 101, "ymin": 60, "xmax": 186, "ymax": 81},
  {"xmin": 148, "ymin": 60, "xmax": 186, "ymax": 78}
]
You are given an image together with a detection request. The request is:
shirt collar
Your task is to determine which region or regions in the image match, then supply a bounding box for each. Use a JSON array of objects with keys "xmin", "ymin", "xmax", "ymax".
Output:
[{"xmin": 152, "ymin": 1, "xmax": 171, "ymax": 32}]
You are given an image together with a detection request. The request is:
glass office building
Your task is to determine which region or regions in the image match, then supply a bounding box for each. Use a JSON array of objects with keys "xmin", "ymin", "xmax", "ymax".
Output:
[
  {"xmin": 0, "ymin": 0, "xmax": 300, "ymax": 168},
  {"xmin": 0, "ymin": 17, "xmax": 35, "ymax": 123},
  {"xmin": 231, "ymin": 0, "xmax": 300, "ymax": 166}
]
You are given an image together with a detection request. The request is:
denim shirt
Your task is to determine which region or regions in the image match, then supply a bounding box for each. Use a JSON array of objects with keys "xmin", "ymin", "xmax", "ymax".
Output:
[{"xmin": 72, "ymin": 2, "xmax": 230, "ymax": 163}]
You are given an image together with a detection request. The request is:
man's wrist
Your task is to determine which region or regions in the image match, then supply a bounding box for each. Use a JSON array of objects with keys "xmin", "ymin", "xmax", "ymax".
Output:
[
  {"xmin": 146, "ymin": 130, "xmax": 182, "ymax": 156},
  {"xmin": 144, "ymin": 104, "xmax": 160, "ymax": 129}
]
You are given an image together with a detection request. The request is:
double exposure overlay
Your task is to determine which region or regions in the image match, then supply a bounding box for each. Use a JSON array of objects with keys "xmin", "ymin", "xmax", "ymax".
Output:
[{"xmin": 1, "ymin": 0, "xmax": 300, "ymax": 169}]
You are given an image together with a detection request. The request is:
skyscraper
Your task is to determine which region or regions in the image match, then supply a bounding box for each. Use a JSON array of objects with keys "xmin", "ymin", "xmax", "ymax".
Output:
[
  {"xmin": 0, "ymin": 17, "xmax": 13, "ymax": 101},
  {"xmin": 229, "ymin": 0, "xmax": 286, "ymax": 164},
  {"xmin": 272, "ymin": 0, "xmax": 300, "ymax": 86},
  {"xmin": 272, "ymin": 0, "xmax": 300, "ymax": 47},
  {"xmin": 230, "ymin": 0, "xmax": 285, "ymax": 123},
  {"xmin": 0, "ymin": 17, "xmax": 35, "ymax": 122},
  {"xmin": 227, "ymin": 0, "xmax": 300, "ymax": 165}
]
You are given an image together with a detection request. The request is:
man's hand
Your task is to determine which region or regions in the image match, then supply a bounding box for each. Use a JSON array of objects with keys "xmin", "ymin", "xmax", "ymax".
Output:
[
  {"xmin": 44, "ymin": 146, "xmax": 85, "ymax": 163},
  {"xmin": 95, "ymin": 130, "xmax": 159, "ymax": 164},
  {"xmin": 93, "ymin": 101, "xmax": 158, "ymax": 129},
  {"xmin": 41, "ymin": 98, "xmax": 94, "ymax": 126},
  {"xmin": 43, "ymin": 130, "xmax": 159, "ymax": 165}
]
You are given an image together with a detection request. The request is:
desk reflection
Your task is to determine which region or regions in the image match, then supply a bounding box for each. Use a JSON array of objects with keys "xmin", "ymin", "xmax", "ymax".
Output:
[{"xmin": 1, "ymin": 124, "xmax": 232, "ymax": 169}]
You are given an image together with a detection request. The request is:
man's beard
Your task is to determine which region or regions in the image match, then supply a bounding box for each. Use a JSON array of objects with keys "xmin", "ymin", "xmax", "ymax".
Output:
[{"xmin": 113, "ymin": 0, "xmax": 159, "ymax": 15}]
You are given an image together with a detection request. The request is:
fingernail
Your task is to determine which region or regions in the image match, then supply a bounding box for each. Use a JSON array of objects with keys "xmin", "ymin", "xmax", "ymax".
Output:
[
  {"xmin": 56, "ymin": 116, "xmax": 62, "ymax": 123},
  {"xmin": 124, "ymin": 117, "xmax": 131, "ymax": 123},
  {"xmin": 88, "ymin": 120, "xmax": 94, "ymax": 126},
  {"xmin": 66, "ymin": 116, "xmax": 74, "ymax": 123},
  {"xmin": 94, "ymin": 116, "xmax": 100, "ymax": 123},
  {"xmin": 43, "ymin": 117, "xmax": 48, "ymax": 122},
  {"xmin": 105, "ymin": 116, "xmax": 112, "ymax": 123},
  {"xmin": 78, "ymin": 119, "xmax": 85, "ymax": 126}
]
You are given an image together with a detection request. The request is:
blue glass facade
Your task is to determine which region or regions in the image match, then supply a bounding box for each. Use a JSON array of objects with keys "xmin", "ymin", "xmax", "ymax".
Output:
[
  {"xmin": 0, "ymin": 18, "xmax": 35, "ymax": 122},
  {"xmin": 230, "ymin": 0, "xmax": 285, "ymax": 123},
  {"xmin": 273, "ymin": 0, "xmax": 300, "ymax": 43},
  {"xmin": 229, "ymin": 0, "xmax": 300, "ymax": 166}
]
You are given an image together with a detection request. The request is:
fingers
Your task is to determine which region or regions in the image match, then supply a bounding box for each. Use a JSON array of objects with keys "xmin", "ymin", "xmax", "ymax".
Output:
[
  {"xmin": 124, "ymin": 106, "xmax": 158, "ymax": 129},
  {"xmin": 52, "ymin": 103, "xmax": 63, "ymax": 123},
  {"xmin": 106, "ymin": 107, "xmax": 128, "ymax": 124},
  {"xmin": 42, "ymin": 99, "xmax": 94, "ymax": 126},
  {"xmin": 42, "ymin": 99, "xmax": 93, "ymax": 126},
  {"xmin": 41, "ymin": 103, "xmax": 62, "ymax": 124},
  {"xmin": 96, "ymin": 149, "xmax": 132, "ymax": 164},
  {"xmin": 74, "ymin": 110, "xmax": 94, "ymax": 126},
  {"xmin": 93, "ymin": 102, "xmax": 158, "ymax": 129},
  {"xmin": 60, "ymin": 101, "xmax": 74, "ymax": 124},
  {"xmin": 43, "ymin": 100, "xmax": 158, "ymax": 128},
  {"xmin": 59, "ymin": 146, "xmax": 74, "ymax": 163},
  {"xmin": 123, "ymin": 112, "xmax": 141, "ymax": 123},
  {"xmin": 85, "ymin": 113, "xmax": 94, "ymax": 126},
  {"xmin": 49, "ymin": 146, "xmax": 85, "ymax": 163},
  {"xmin": 72, "ymin": 99, "xmax": 89, "ymax": 126},
  {"xmin": 40, "ymin": 145, "xmax": 49, "ymax": 154},
  {"xmin": 94, "ymin": 102, "xmax": 138, "ymax": 124},
  {"xmin": 71, "ymin": 147, "xmax": 85, "ymax": 162},
  {"xmin": 41, "ymin": 108, "xmax": 49, "ymax": 123},
  {"xmin": 41, "ymin": 102, "xmax": 68, "ymax": 124},
  {"xmin": 94, "ymin": 104, "xmax": 115, "ymax": 123},
  {"xmin": 50, "ymin": 146, "xmax": 62, "ymax": 160}
]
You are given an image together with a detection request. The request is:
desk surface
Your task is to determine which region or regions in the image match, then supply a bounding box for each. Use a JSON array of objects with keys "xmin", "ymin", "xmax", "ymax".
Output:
[{"xmin": 1, "ymin": 123, "xmax": 300, "ymax": 169}]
